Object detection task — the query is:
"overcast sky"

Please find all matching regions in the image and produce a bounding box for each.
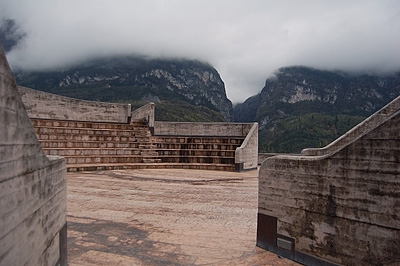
[1,0,400,103]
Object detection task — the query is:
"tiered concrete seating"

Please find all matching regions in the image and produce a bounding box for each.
[30,118,244,171]
[153,136,243,170]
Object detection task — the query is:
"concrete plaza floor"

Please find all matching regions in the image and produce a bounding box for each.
[67,168,300,266]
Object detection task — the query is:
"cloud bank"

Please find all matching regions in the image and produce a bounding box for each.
[1,0,400,103]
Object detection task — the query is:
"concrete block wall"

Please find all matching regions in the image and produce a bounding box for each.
[0,48,67,265]
[257,98,400,265]
[18,86,131,123]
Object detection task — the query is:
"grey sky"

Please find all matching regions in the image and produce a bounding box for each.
[1,0,400,103]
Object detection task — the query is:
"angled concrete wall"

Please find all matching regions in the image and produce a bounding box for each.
[18,86,131,123]
[257,96,400,265]
[235,123,258,171]
[0,48,67,265]
[131,102,155,127]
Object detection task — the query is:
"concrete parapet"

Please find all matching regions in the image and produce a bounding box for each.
[235,123,258,171]
[257,96,400,265]
[18,86,131,123]
[0,48,67,265]
[131,102,155,128]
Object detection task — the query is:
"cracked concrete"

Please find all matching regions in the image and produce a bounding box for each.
[67,169,299,266]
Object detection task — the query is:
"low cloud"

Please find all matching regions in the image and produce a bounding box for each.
[1,0,399,103]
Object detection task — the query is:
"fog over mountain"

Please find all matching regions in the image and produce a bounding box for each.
[1,0,400,103]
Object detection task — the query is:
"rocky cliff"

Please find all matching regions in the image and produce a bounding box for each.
[234,66,400,152]
[15,56,233,121]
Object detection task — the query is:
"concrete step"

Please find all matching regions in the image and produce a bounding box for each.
[142,158,162,163]
[37,134,151,142]
[158,156,235,164]
[38,140,143,149]
[139,144,157,149]
[34,127,150,136]
[66,163,236,172]
[42,147,235,158]
[155,143,241,150]
[61,155,235,165]
[30,118,147,130]
[65,156,145,164]
[43,148,143,156]
[157,150,235,157]
[154,136,245,145]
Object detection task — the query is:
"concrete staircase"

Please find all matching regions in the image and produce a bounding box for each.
[30,118,244,171]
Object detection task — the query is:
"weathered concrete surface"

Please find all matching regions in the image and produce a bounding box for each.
[235,123,258,171]
[131,102,155,127]
[0,48,67,265]
[154,121,254,137]
[67,169,299,266]
[18,86,131,123]
[155,122,258,171]
[258,96,400,265]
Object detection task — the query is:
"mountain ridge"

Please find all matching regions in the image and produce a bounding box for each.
[15,56,233,122]
[234,66,400,152]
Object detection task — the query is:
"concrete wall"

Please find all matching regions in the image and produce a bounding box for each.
[258,153,298,166]
[0,48,67,265]
[154,121,254,136]
[131,102,155,128]
[235,123,258,171]
[257,97,400,265]
[18,86,131,123]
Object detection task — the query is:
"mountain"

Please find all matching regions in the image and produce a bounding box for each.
[14,56,233,122]
[233,66,400,153]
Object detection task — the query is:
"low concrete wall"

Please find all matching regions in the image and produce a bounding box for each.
[257,100,400,265]
[131,102,155,128]
[258,153,299,165]
[154,121,254,136]
[18,86,131,123]
[235,123,258,171]
[0,48,67,265]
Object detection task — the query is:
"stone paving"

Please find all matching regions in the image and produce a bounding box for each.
[67,169,300,266]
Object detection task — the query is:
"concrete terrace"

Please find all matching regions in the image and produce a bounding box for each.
[67,168,299,266]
